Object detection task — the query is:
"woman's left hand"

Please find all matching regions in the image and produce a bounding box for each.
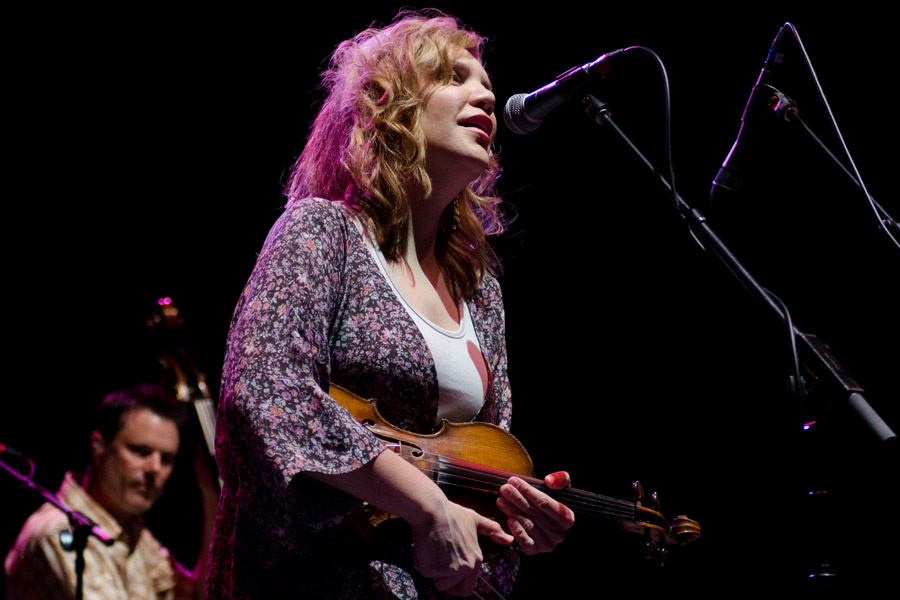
[496,471,575,555]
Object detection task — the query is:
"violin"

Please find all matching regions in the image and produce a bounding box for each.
[330,383,700,561]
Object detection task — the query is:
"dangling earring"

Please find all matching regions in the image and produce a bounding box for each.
[450,198,460,231]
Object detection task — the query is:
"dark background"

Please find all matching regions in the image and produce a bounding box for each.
[3,4,897,597]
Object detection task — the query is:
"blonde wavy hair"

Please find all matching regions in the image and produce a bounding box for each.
[286,10,505,299]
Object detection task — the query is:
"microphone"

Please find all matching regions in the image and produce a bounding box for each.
[710,24,787,201]
[503,48,628,134]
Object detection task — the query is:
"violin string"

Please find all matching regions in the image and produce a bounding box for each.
[422,454,634,515]
[385,446,666,529]
[434,469,631,515]
[397,450,637,521]
[434,479,635,521]
[431,454,633,511]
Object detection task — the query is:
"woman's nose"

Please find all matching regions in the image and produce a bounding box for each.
[471,85,495,115]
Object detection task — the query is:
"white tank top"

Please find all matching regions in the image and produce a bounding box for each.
[358,222,488,425]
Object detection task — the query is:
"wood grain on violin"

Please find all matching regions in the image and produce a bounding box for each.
[329,383,700,555]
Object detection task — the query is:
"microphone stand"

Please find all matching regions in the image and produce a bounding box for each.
[760,83,900,245]
[1,452,115,600]
[583,93,896,590]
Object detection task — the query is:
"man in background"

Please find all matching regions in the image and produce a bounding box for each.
[5,384,218,599]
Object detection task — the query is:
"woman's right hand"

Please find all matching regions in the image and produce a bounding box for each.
[307,450,514,596]
[410,499,514,596]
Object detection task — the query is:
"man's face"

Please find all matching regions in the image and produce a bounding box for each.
[90,408,180,520]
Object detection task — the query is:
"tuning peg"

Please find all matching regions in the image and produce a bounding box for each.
[632,481,645,506]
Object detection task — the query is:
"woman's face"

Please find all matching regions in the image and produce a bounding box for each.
[420,46,496,192]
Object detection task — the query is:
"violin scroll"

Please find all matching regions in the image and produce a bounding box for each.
[670,515,702,544]
[630,480,700,565]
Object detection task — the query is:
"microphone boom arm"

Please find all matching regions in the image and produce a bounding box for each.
[584,93,895,450]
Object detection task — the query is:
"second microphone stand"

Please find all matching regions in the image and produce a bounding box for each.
[583,92,896,592]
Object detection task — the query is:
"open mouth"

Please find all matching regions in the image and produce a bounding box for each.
[459,115,494,141]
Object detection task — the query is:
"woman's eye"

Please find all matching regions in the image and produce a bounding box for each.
[451,70,462,84]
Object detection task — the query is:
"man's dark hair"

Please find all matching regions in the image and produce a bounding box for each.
[92,383,189,441]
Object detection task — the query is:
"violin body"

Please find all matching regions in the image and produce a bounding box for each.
[329,383,534,528]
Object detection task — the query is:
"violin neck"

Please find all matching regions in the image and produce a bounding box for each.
[391,444,639,526]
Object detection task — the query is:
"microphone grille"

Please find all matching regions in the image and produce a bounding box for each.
[503,93,540,134]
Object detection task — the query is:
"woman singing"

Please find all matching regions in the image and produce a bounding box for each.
[207,10,574,599]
